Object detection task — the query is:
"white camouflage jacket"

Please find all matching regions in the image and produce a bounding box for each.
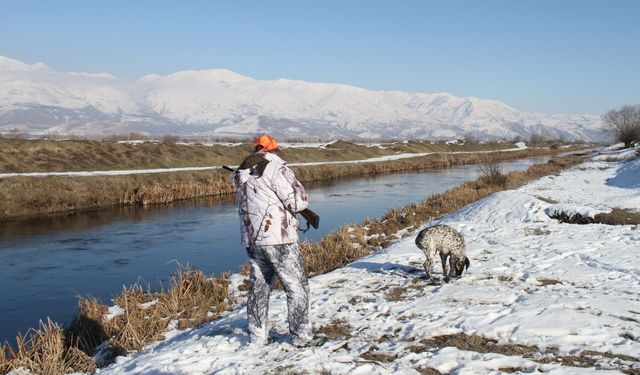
[233,152,309,247]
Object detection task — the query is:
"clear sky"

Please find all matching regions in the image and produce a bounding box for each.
[1,0,639,115]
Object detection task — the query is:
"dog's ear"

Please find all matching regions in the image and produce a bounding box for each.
[464,257,470,272]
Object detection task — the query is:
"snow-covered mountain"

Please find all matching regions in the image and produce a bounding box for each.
[0,55,607,141]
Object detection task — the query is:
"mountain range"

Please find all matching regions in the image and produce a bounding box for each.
[0,55,607,141]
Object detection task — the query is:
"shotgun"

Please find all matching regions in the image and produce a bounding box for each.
[223,165,319,231]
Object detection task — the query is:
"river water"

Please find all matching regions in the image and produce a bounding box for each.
[0,157,548,343]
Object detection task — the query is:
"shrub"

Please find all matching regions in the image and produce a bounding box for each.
[476,161,507,187]
[602,105,640,148]
[160,135,180,145]
[529,132,548,144]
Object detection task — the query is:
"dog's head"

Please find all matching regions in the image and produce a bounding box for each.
[452,256,471,277]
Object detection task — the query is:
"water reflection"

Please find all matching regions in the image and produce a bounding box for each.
[1,195,237,241]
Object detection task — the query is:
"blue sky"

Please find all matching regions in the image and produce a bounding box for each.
[1,0,639,115]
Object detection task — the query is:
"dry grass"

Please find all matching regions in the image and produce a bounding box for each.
[0,319,96,375]
[415,367,443,375]
[594,208,640,225]
[549,207,640,225]
[300,226,369,276]
[537,278,562,286]
[155,266,230,330]
[1,266,230,373]
[107,285,168,354]
[65,297,109,356]
[0,138,518,173]
[0,146,571,221]
[406,333,639,373]
[0,170,233,219]
[0,137,253,173]
[408,333,537,356]
[100,266,230,354]
[360,346,398,362]
[315,318,353,340]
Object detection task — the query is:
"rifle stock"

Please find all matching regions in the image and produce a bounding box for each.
[299,208,320,230]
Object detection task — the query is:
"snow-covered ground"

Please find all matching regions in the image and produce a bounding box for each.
[96,147,639,374]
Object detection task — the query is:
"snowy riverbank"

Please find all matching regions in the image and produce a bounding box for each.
[97,146,639,374]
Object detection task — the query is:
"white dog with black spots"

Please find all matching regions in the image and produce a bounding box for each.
[415,224,470,283]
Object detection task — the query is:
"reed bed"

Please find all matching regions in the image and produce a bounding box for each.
[0,319,96,375]
[0,155,583,374]
[1,266,230,374]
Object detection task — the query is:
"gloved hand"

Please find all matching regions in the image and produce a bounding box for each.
[239,153,270,176]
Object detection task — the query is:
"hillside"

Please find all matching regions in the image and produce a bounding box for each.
[0,55,607,142]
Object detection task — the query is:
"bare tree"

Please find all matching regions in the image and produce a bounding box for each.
[160,134,180,145]
[529,132,548,144]
[477,161,507,187]
[602,105,640,148]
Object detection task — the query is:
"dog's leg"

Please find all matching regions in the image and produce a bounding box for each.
[423,258,433,281]
[446,256,455,283]
[440,252,451,283]
[423,247,436,283]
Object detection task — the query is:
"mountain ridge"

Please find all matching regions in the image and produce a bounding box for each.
[0,55,606,141]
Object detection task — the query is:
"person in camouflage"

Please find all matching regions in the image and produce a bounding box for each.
[232,135,313,346]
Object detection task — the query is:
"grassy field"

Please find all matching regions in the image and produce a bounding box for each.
[0,137,518,173]
[0,142,575,220]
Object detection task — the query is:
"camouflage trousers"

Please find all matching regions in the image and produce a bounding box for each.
[246,243,312,345]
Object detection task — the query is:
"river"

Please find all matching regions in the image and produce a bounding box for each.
[0,157,548,343]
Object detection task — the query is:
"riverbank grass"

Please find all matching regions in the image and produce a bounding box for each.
[0,146,571,220]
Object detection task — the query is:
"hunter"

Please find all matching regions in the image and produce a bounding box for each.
[232,135,313,346]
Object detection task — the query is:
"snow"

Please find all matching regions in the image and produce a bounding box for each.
[105,305,124,321]
[520,156,640,214]
[95,148,640,374]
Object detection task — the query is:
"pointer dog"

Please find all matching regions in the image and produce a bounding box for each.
[415,224,470,283]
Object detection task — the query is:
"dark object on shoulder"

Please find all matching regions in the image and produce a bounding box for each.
[239,153,270,176]
[299,208,320,231]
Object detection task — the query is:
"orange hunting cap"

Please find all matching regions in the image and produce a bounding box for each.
[254,134,280,151]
